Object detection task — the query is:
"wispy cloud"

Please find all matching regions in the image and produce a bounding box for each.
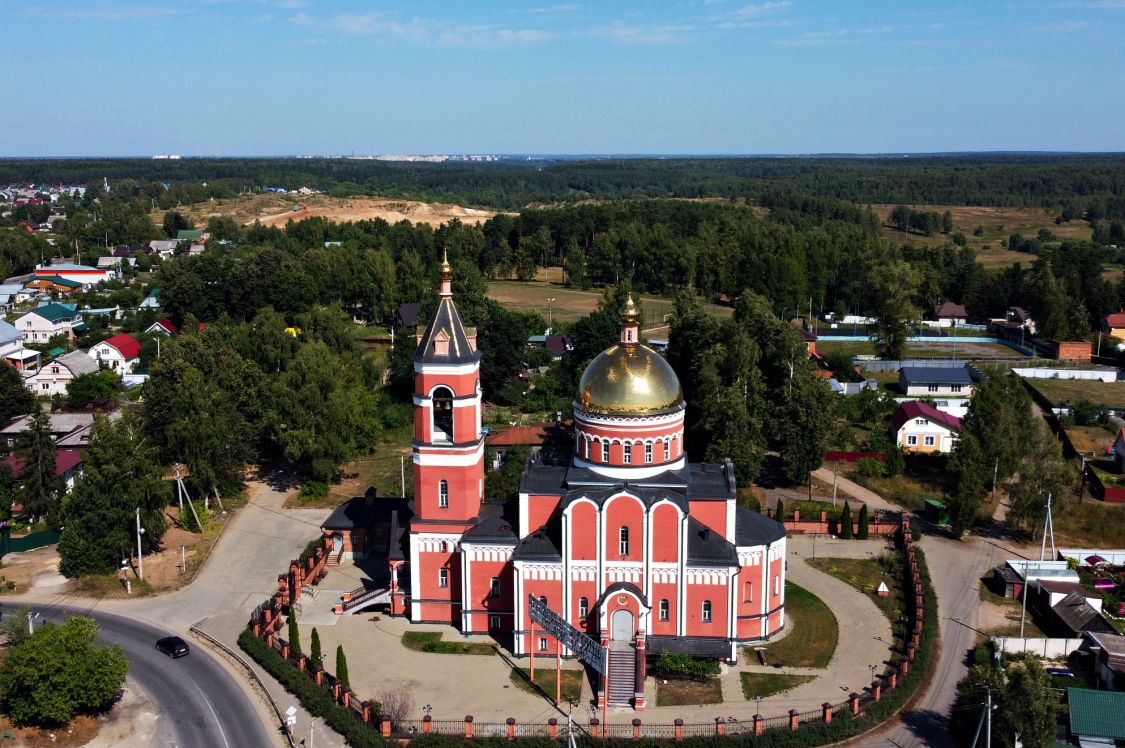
[296,11,553,47]
[775,28,854,46]
[713,1,791,30]
[587,22,696,45]
[522,4,581,13]
[24,3,189,21]
[730,1,791,17]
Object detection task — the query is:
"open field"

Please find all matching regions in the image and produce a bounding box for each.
[1065,424,1116,456]
[485,279,732,327]
[738,672,814,700]
[1029,378,1125,408]
[151,192,504,229]
[870,204,1095,268]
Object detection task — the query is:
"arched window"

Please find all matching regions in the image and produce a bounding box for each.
[438,568,448,588]
[623,442,632,464]
[438,479,449,508]
[663,438,670,460]
[702,600,712,623]
[579,597,589,619]
[602,441,610,463]
[585,437,591,459]
[659,599,669,621]
[439,541,448,553]
[672,435,679,458]
[432,387,454,443]
[645,442,653,464]
[619,526,630,556]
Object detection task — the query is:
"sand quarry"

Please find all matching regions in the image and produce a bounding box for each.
[158,193,503,230]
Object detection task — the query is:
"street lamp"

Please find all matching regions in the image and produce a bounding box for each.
[135,508,145,580]
[547,298,556,332]
[755,695,762,715]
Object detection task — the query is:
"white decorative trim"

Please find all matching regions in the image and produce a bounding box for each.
[463,545,513,562]
[414,360,479,375]
[574,407,685,427]
[768,542,784,562]
[569,564,598,581]
[571,456,686,479]
[416,533,462,553]
[412,443,484,466]
[685,568,731,585]
[737,548,763,566]
[517,562,563,581]
[651,567,679,585]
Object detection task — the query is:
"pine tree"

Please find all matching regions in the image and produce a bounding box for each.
[15,401,60,523]
[335,645,349,687]
[310,627,322,667]
[857,504,869,539]
[287,610,300,657]
[840,501,853,539]
[775,498,785,522]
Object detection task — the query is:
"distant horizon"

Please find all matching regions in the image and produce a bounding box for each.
[3,150,1125,161]
[4,1,1124,155]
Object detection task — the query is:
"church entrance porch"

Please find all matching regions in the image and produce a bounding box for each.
[610,609,634,643]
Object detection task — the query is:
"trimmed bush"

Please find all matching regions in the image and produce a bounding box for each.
[857,504,869,539]
[840,501,853,539]
[336,645,350,688]
[650,651,720,682]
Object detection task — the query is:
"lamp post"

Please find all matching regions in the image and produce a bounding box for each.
[135,508,145,580]
[755,695,762,715]
[547,298,555,332]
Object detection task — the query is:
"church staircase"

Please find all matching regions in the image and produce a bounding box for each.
[607,647,636,707]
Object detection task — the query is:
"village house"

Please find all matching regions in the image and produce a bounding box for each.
[1085,631,1125,691]
[898,366,974,397]
[23,275,83,295]
[4,449,83,492]
[22,350,99,397]
[1107,312,1125,342]
[139,288,161,309]
[932,300,968,328]
[890,400,962,454]
[145,318,178,336]
[0,283,26,310]
[89,333,141,374]
[32,263,110,288]
[1,411,98,448]
[149,239,179,259]
[13,303,84,342]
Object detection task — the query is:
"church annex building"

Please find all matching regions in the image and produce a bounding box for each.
[324,258,787,710]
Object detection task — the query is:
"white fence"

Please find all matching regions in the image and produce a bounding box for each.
[992,636,1084,659]
[1012,368,1118,382]
[1058,548,1125,566]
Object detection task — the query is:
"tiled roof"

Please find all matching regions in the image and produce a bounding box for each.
[413,296,480,365]
[890,400,963,434]
[934,301,968,318]
[4,449,83,478]
[1107,312,1125,328]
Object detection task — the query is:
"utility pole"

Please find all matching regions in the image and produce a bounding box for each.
[547,297,555,331]
[400,455,406,498]
[985,688,993,748]
[832,462,839,507]
[26,611,39,636]
[991,457,999,504]
[136,508,145,580]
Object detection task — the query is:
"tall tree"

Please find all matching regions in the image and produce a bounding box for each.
[868,260,920,360]
[0,363,34,424]
[14,402,59,523]
[335,645,350,687]
[57,413,168,577]
[287,610,301,656]
[1005,421,1077,536]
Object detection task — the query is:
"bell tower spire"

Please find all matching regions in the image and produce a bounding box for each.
[439,249,453,298]
[619,293,639,346]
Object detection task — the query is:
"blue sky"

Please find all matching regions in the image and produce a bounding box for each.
[3,0,1124,155]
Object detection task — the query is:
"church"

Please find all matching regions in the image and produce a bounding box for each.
[391,255,786,708]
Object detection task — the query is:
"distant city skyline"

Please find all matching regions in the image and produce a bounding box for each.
[3,0,1124,156]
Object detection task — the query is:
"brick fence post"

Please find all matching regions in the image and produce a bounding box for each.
[342,689,350,708]
[674,718,684,740]
[464,716,474,739]
[506,717,516,741]
[872,680,882,702]
[314,668,323,685]
[822,702,833,724]
[900,657,910,675]
[789,709,800,731]
[850,692,861,716]
[362,703,371,725]
[632,718,642,740]
[423,715,432,734]
[379,716,391,739]
[715,717,726,736]
[281,643,290,660]
[548,719,557,739]
[753,714,764,736]
[297,655,307,671]
[889,666,898,689]
[590,719,599,737]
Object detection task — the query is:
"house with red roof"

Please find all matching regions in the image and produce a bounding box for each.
[1107,312,1125,343]
[4,449,84,491]
[145,318,178,336]
[890,400,963,454]
[88,333,141,374]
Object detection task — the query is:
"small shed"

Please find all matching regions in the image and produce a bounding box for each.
[924,499,950,525]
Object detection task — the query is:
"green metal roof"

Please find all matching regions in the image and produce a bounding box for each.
[34,275,82,289]
[1067,687,1125,740]
[176,229,201,241]
[29,303,77,322]
[47,347,66,357]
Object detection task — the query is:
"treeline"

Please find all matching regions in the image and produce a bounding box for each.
[3,154,1125,215]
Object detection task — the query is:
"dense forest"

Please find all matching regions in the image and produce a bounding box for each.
[2,154,1124,217]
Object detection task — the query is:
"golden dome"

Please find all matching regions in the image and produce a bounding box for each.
[576,343,684,417]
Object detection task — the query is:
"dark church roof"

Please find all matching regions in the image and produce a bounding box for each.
[686,517,738,566]
[461,503,518,545]
[322,491,410,530]
[735,505,787,546]
[512,524,562,562]
[413,296,480,365]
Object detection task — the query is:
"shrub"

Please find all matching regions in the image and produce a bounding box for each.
[855,458,885,479]
[298,537,324,565]
[840,501,853,539]
[336,645,350,687]
[857,504,869,539]
[288,611,301,657]
[299,481,329,501]
[775,498,786,521]
[650,651,720,682]
[310,627,322,668]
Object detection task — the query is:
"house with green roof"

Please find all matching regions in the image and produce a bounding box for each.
[1066,688,1125,746]
[13,303,84,343]
[176,229,202,241]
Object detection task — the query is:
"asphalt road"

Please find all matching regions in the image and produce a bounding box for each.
[23,605,275,748]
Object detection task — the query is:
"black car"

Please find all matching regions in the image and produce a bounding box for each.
[155,636,190,658]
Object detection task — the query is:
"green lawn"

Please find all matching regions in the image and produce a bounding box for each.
[401,631,496,656]
[739,672,814,700]
[1029,378,1125,409]
[808,555,905,639]
[756,582,838,668]
[509,667,584,704]
[656,678,724,706]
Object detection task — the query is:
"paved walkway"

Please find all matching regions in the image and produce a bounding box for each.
[811,468,901,512]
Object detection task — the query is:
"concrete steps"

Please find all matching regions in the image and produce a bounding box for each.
[607,648,635,706]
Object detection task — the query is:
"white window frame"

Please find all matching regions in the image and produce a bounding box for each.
[490,615,500,630]
[907,435,917,446]
[490,577,500,598]
[438,568,448,588]
[619,526,629,557]
[773,576,780,595]
[579,597,589,619]
[438,479,448,508]
[659,599,669,621]
[602,441,610,462]
[924,435,935,446]
[538,637,548,652]
[645,443,653,464]
[623,442,631,464]
[702,600,712,623]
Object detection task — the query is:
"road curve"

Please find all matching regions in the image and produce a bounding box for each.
[24,605,274,748]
